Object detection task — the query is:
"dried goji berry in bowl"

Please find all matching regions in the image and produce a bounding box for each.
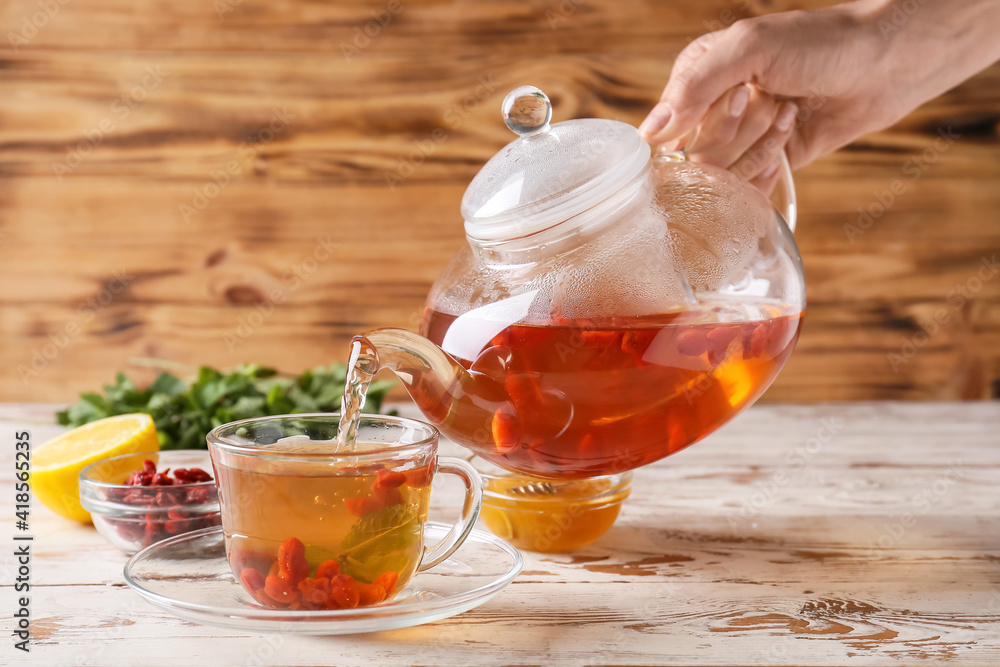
[79,450,221,555]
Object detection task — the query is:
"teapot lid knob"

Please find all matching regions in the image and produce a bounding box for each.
[502,86,552,137]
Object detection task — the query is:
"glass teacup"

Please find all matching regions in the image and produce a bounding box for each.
[207,414,482,610]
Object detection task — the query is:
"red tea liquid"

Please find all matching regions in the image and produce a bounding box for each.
[418,301,802,478]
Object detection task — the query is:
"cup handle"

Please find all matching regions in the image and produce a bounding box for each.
[417,457,483,572]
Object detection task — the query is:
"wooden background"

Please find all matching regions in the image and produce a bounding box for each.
[1,0,998,403]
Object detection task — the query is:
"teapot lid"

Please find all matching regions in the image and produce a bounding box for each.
[462,86,650,242]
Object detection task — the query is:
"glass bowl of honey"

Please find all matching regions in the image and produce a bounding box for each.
[469,456,632,553]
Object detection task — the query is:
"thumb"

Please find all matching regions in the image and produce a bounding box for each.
[641,23,768,145]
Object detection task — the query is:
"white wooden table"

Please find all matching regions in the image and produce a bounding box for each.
[3,401,999,666]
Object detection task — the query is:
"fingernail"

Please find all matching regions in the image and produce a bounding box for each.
[729,85,750,117]
[762,161,779,179]
[775,102,797,132]
[638,103,673,137]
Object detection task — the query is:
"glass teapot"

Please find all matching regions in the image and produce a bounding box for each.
[358,86,805,479]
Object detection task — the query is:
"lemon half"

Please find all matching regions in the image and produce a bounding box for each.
[31,414,159,523]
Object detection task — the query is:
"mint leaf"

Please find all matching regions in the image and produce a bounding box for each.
[265,384,294,414]
[229,395,267,420]
[148,372,186,396]
[287,385,319,412]
[340,504,420,583]
[62,396,109,424]
[303,543,339,566]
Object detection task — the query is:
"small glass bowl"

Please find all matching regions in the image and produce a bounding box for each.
[470,456,632,553]
[79,450,221,555]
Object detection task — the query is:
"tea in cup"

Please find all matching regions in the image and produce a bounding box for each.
[207,414,482,610]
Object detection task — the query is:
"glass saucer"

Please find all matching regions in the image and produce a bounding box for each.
[124,524,522,634]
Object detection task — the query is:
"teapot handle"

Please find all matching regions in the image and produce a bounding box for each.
[771,151,797,233]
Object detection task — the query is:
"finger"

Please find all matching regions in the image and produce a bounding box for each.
[688,86,779,169]
[684,83,751,155]
[641,22,770,144]
[784,126,812,171]
[749,160,782,196]
[639,31,725,140]
[730,101,798,181]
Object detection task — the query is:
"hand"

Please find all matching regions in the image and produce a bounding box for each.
[650,82,798,194]
[639,0,1000,172]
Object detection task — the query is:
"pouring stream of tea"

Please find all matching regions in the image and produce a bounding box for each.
[336,337,379,449]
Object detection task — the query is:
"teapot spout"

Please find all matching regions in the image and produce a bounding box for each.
[361,328,508,456]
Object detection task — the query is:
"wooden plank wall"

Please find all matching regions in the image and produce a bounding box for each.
[1,0,998,403]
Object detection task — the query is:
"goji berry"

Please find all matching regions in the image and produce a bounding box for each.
[492,412,519,454]
[155,488,180,507]
[328,574,360,609]
[676,329,710,356]
[358,582,387,606]
[374,571,399,596]
[230,548,274,576]
[403,464,434,488]
[298,576,331,605]
[277,537,309,584]
[749,323,769,358]
[264,575,299,605]
[143,513,158,544]
[372,483,403,507]
[122,488,146,504]
[315,560,340,580]
[240,568,266,595]
[706,327,738,366]
[345,496,381,517]
[125,462,213,488]
[375,469,407,488]
[151,472,174,486]
[706,325,738,359]
[126,470,149,486]
[173,468,213,483]
[253,588,288,608]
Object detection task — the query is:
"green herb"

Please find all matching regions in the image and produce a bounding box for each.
[340,504,420,583]
[56,363,395,450]
[303,543,339,566]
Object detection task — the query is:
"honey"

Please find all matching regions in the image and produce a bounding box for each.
[474,460,632,552]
